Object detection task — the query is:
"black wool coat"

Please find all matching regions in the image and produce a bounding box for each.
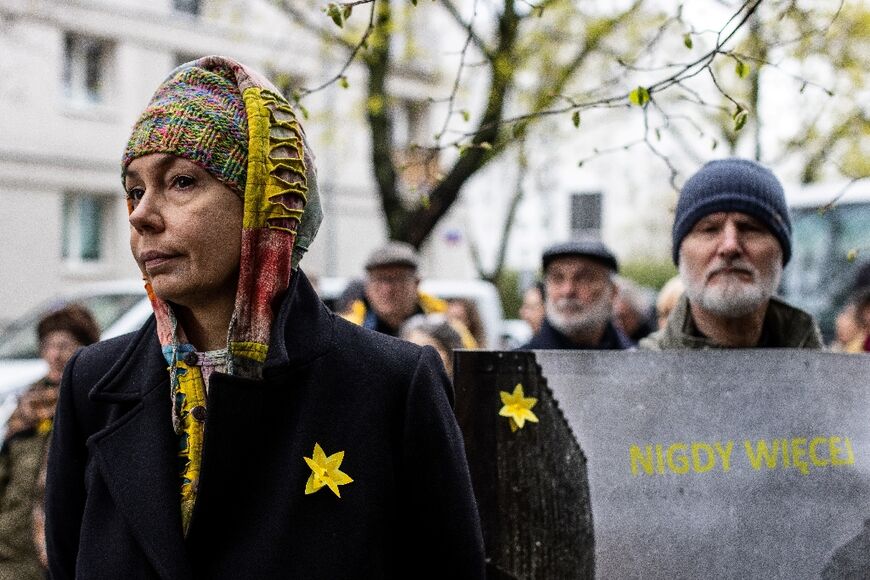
[45,272,485,579]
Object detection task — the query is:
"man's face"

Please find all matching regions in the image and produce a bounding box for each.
[544,256,615,336]
[679,212,783,318]
[365,265,419,325]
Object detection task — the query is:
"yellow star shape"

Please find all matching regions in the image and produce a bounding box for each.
[499,383,539,432]
[304,443,354,498]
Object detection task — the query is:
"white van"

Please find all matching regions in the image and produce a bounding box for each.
[781,180,870,339]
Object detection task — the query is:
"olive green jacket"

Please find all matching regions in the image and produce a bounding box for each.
[640,294,823,350]
[0,431,50,580]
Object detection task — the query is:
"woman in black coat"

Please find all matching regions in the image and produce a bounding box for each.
[45,56,485,579]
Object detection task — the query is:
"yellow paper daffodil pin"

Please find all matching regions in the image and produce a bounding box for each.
[304,443,353,498]
[499,383,539,432]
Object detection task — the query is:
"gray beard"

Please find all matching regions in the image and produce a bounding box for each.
[680,260,781,319]
[546,292,612,339]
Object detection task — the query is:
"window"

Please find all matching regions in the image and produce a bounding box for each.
[570,192,602,239]
[173,0,201,15]
[62,194,109,263]
[63,34,111,105]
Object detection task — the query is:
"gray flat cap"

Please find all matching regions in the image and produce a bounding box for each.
[365,241,420,271]
[542,240,619,272]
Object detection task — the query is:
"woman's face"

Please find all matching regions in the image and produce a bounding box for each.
[126,154,244,312]
[40,330,83,382]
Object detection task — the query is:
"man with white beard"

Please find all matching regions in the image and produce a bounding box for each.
[520,241,633,350]
[641,158,822,350]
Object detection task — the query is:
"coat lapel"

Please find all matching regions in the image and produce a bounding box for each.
[87,318,191,579]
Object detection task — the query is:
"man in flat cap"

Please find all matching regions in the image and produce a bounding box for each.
[521,240,633,350]
[344,241,456,339]
[641,158,822,350]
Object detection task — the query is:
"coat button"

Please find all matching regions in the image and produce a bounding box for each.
[183,351,198,365]
[191,405,207,422]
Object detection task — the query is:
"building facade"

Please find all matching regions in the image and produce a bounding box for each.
[0,0,474,323]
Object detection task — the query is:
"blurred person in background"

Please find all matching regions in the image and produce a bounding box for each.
[857,288,870,353]
[521,241,633,350]
[344,241,477,347]
[400,314,464,378]
[830,300,864,353]
[519,282,545,336]
[641,158,821,350]
[446,297,486,349]
[613,276,656,342]
[333,278,365,317]
[46,56,484,578]
[655,275,685,330]
[0,304,99,579]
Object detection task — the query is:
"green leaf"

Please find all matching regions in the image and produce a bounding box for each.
[325,4,344,28]
[421,194,430,209]
[733,109,748,132]
[342,5,352,20]
[461,110,470,122]
[735,59,750,79]
[571,110,581,128]
[298,104,310,120]
[339,76,349,89]
[629,86,650,107]
[683,34,693,49]
[847,248,859,262]
[511,123,526,139]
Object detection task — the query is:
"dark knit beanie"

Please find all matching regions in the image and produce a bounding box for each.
[672,158,792,265]
[122,63,248,196]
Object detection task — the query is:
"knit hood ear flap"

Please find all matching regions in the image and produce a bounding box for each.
[195,55,322,377]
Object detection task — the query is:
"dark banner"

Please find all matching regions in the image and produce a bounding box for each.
[455,351,870,580]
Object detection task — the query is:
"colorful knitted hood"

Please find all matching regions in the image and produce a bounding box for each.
[124,55,322,377]
[123,56,322,531]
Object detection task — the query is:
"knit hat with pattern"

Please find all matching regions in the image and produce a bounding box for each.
[672,158,792,265]
[122,63,248,196]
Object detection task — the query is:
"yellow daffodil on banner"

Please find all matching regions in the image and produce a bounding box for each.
[499,383,539,432]
[304,443,353,498]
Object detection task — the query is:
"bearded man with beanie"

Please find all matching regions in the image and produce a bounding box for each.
[641,158,822,350]
[45,56,484,579]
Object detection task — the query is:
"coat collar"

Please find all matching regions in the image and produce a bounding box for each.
[263,269,334,372]
[90,269,334,401]
[524,317,633,350]
[84,268,333,578]
[654,293,822,349]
